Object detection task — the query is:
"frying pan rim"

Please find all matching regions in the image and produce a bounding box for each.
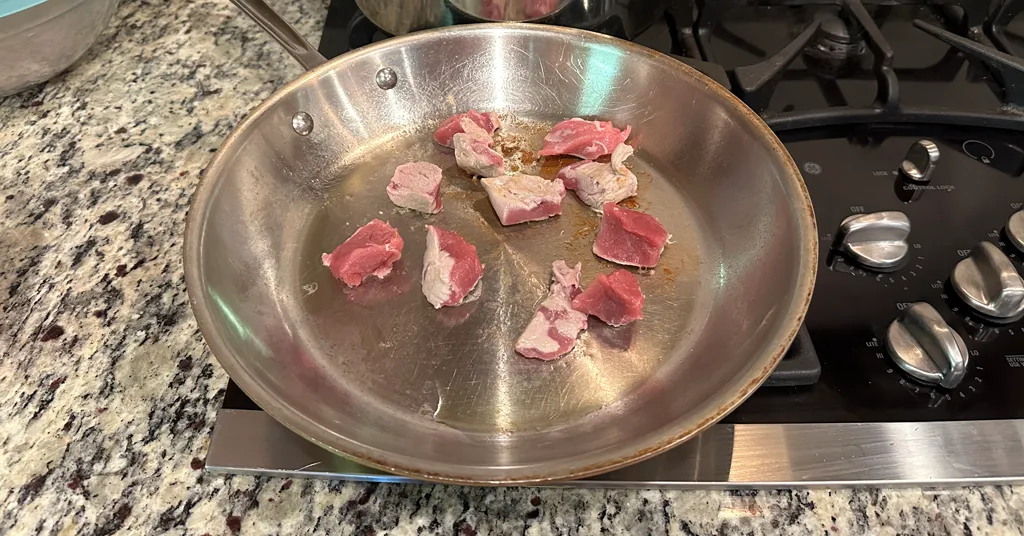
[183,22,818,485]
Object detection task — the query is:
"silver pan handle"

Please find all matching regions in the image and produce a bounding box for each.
[230,0,328,70]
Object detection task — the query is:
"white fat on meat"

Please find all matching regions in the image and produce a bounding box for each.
[421,226,457,308]
[557,143,637,210]
[453,118,505,178]
[610,143,633,174]
[479,174,565,226]
[421,225,484,309]
[515,260,588,360]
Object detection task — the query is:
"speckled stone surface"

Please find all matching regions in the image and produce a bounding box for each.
[2,0,1024,534]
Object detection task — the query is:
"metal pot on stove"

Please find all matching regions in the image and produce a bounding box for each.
[354,0,665,39]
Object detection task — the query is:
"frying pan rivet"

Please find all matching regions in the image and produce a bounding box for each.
[375,68,398,90]
[291,112,314,136]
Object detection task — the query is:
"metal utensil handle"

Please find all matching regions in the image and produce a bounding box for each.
[229,0,328,70]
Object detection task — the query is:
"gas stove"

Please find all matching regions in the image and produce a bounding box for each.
[207,0,1024,486]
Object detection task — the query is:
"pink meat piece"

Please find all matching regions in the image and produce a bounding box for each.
[572,269,645,327]
[386,162,443,214]
[454,133,505,177]
[421,225,485,308]
[453,118,505,177]
[539,118,632,159]
[593,202,670,268]
[557,143,637,210]
[516,260,589,360]
[479,174,565,226]
[557,161,586,190]
[322,219,404,287]
[434,110,501,148]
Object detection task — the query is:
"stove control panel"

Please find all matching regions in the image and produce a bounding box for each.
[900,140,940,182]
[717,133,1024,424]
[886,302,969,388]
[835,211,910,271]
[951,242,1024,322]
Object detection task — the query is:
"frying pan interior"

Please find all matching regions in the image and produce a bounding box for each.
[185,24,816,483]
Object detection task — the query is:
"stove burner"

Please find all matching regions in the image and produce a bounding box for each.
[803,10,867,79]
[913,18,1024,107]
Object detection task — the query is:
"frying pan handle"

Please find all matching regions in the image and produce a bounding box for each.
[230,0,328,70]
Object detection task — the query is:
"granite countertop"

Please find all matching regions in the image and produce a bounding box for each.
[2,0,1024,534]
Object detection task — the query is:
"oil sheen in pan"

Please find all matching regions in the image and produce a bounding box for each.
[282,116,715,435]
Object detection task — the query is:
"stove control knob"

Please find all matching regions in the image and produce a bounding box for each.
[900,140,940,182]
[887,302,968,388]
[836,211,911,270]
[1006,210,1024,252]
[951,241,1024,322]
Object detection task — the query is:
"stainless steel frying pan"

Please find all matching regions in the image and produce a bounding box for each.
[184,0,817,484]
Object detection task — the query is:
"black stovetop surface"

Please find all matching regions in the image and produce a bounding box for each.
[733,127,1024,423]
[221,0,1024,425]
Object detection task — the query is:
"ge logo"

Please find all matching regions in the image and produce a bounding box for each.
[803,162,822,175]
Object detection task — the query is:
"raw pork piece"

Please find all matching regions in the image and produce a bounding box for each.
[322,219,404,287]
[454,132,505,177]
[516,260,589,360]
[593,202,670,268]
[557,143,637,210]
[453,119,505,177]
[538,118,632,159]
[422,225,485,308]
[572,269,645,327]
[480,174,566,226]
[386,162,443,214]
[434,110,501,148]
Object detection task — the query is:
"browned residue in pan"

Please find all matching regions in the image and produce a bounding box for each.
[493,132,523,157]
[538,155,579,179]
[662,265,676,283]
[492,130,543,175]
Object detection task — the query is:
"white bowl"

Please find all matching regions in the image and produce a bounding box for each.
[0,0,118,96]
